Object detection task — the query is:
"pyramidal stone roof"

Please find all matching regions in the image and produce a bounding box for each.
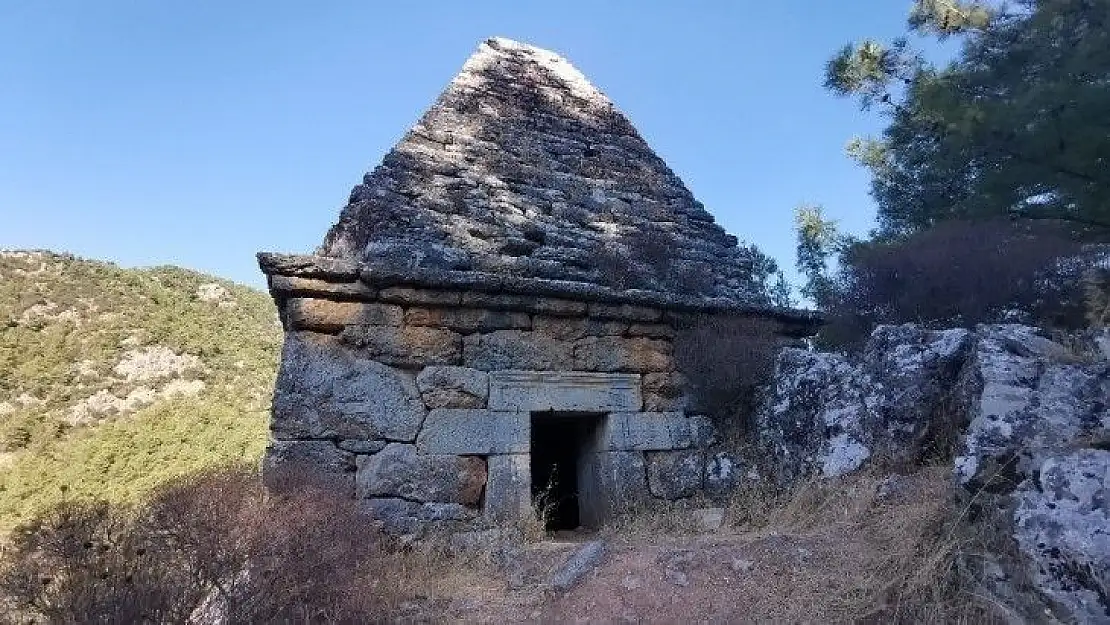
[316,37,764,302]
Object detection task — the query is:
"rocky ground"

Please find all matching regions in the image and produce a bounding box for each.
[372,466,998,624]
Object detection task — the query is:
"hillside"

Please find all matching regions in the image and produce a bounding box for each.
[0,250,281,530]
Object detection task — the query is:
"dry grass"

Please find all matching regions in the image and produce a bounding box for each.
[730,465,1013,623]
[580,465,1016,624]
[0,464,1031,623]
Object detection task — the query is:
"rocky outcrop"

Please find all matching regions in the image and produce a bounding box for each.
[1013,450,1110,624]
[756,324,972,483]
[756,323,1110,621]
[953,324,1109,493]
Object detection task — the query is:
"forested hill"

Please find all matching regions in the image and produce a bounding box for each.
[0,250,281,530]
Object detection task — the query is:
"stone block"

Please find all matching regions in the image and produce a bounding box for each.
[532,315,626,341]
[416,366,489,409]
[532,297,588,316]
[416,409,529,454]
[587,303,661,322]
[705,452,741,498]
[598,412,695,451]
[360,498,478,534]
[488,370,642,412]
[690,414,718,447]
[340,325,461,367]
[258,252,359,281]
[459,292,531,310]
[271,333,427,441]
[337,439,388,454]
[405,307,530,333]
[578,451,649,526]
[269,276,377,300]
[284,299,402,332]
[484,454,532,522]
[574,336,673,373]
[263,440,354,496]
[356,443,487,505]
[378,287,462,306]
[646,450,704,499]
[642,371,689,411]
[626,323,675,338]
[463,330,573,371]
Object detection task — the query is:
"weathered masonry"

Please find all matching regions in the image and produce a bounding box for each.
[259,37,820,533]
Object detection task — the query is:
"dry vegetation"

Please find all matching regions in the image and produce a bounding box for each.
[674,315,781,435]
[817,219,1095,348]
[555,465,1012,624]
[0,468,511,624]
[0,465,1015,624]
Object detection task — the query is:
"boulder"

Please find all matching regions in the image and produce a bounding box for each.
[263,440,354,496]
[646,450,704,499]
[271,333,426,442]
[1012,450,1110,623]
[360,498,478,535]
[755,324,973,483]
[356,443,487,505]
[954,324,1110,492]
[415,366,489,409]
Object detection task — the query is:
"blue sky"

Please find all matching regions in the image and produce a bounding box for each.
[1,1,949,290]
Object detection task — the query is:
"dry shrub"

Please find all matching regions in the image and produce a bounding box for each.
[598,499,706,541]
[674,315,780,435]
[822,219,1085,348]
[724,466,1012,623]
[0,466,457,624]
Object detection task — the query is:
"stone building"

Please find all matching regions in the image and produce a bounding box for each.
[258,37,819,533]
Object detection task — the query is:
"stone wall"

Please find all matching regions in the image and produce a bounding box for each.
[262,269,746,533]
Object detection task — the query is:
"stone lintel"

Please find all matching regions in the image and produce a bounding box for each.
[488,370,642,412]
[416,409,529,454]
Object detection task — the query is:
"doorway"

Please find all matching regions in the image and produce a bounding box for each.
[529,412,603,531]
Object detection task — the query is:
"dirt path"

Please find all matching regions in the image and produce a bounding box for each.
[424,468,998,624]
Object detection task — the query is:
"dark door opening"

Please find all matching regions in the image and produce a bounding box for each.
[530,412,602,531]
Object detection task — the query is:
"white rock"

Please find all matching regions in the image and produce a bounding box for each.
[114,346,203,382]
[196,282,231,302]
